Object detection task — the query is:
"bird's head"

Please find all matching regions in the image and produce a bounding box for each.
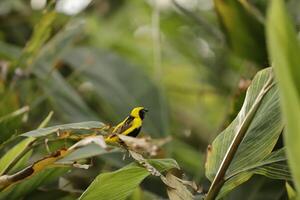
[130,107,148,119]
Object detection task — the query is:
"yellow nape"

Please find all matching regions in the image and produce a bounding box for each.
[130,107,145,117]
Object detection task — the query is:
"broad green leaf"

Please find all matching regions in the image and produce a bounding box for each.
[249,149,292,180]
[206,68,284,198]
[0,167,69,200]
[266,0,300,193]
[213,0,267,65]
[226,149,290,180]
[0,137,35,175]
[21,121,104,138]
[217,149,291,198]
[62,47,169,136]
[79,159,179,200]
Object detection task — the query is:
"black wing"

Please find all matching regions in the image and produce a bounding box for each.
[113,116,134,134]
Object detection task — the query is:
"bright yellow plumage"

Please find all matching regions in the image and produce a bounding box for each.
[105,107,148,143]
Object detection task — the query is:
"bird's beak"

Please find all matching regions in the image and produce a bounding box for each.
[143,108,148,112]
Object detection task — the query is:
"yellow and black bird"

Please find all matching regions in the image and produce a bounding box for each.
[105,107,148,143]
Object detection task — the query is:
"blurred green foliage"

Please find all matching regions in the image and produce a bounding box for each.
[0,0,300,199]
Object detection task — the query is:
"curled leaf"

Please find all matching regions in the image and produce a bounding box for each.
[69,135,107,151]
[165,172,194,200]
[21,121,105,138]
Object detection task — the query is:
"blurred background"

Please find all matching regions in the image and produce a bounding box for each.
[0,0,300,199]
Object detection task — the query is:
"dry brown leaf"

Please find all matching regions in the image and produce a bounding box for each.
[165,172,194,200]
[68,135,107,151]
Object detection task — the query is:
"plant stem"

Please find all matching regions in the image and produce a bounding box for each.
[205,75,274,200]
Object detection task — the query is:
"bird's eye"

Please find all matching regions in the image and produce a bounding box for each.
[139,109,147,119]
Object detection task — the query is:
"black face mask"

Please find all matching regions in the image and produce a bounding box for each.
[139,109,148,119]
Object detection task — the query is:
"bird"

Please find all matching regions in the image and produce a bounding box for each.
[104,107,148,143]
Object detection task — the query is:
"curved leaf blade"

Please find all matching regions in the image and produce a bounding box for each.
[206,68,283,198]
[79,159,179,200]
[0,138,35,175]
[213,0,267,65]
[21,121,105,138]
[217,148,290,198]
[266,0,300,193]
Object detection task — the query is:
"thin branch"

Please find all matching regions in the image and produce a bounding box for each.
[205,74,274,200]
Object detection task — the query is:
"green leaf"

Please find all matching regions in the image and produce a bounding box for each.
[79,159,179,200]
[286,182,296,200]
[217,148,290,197]
[226,149,290,180]
[205,68,284,198]
[266,0,300,193]
[0,137,35,175]
[251,149,291,181]
[213,0,267,65]
[21,121,105,138]
[38,111,54,129]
